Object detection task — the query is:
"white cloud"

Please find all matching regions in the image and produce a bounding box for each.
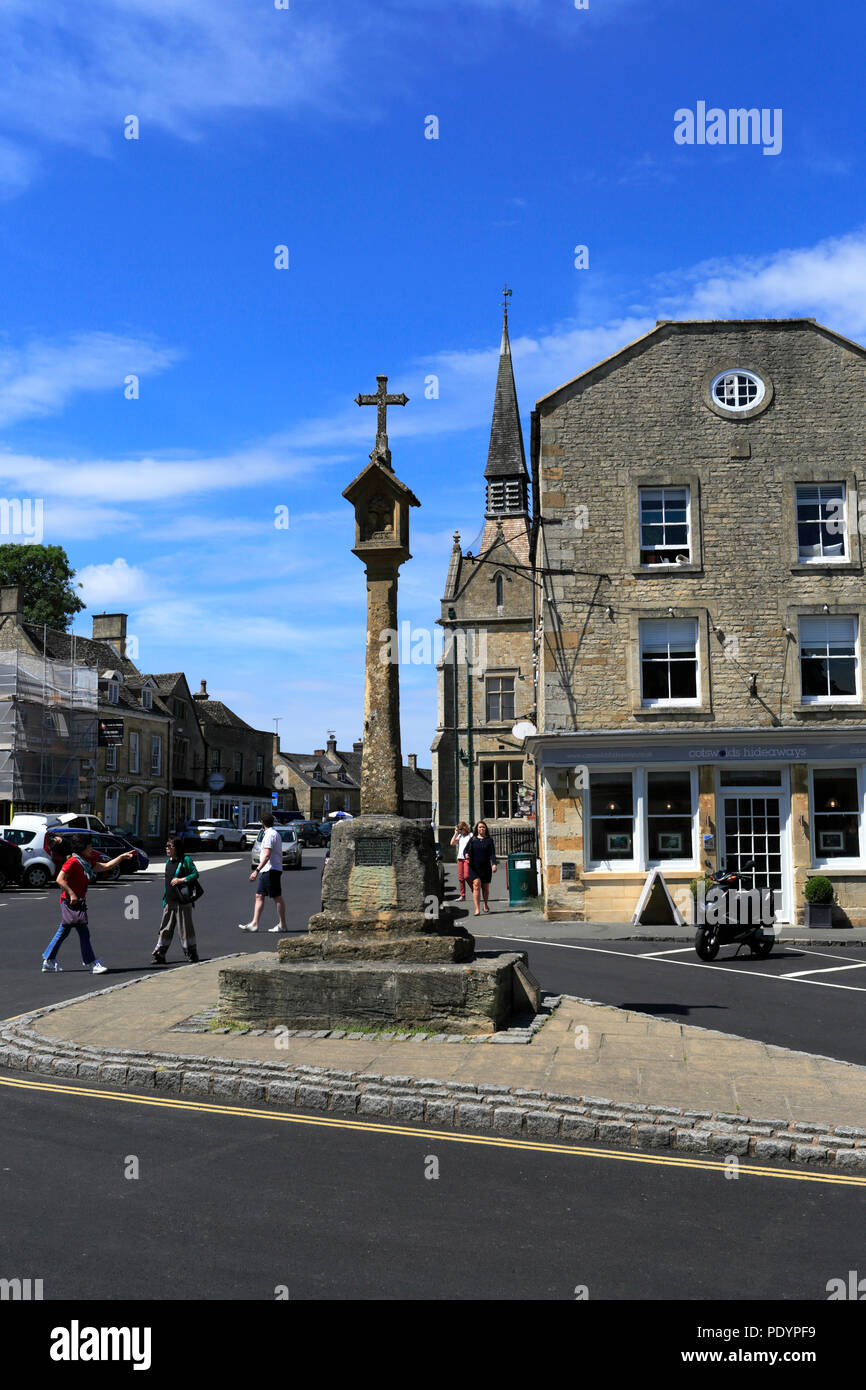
[0,332,180,426]
[658,230,866,340]
[76,557,155,608]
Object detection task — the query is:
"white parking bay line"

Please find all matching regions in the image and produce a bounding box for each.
[783,962,866,979]
[138,857,242,875]
[639,947,696,957]
[488,937,866,993]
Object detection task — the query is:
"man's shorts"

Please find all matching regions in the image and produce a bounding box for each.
[256,870,283,898]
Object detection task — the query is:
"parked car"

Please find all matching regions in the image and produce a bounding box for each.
[295,819,328,847]
[273,810,303,825]
[9,813,64,835]
[194,818,246,851]
[1,826,58,888]
[242,822,263,848]
[108,824,146,849]
[91,831,148,874]
[251,826,302,872]
[0,835,23,890]
[55,812,110,833]
[317,821,333,843]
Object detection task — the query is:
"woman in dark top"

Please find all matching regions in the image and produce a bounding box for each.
[463,821,497,916]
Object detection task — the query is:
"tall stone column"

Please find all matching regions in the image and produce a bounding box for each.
[362,558,403,816]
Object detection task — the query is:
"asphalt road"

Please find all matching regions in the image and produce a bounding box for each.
[479,935,866,1067]
[0,850,325,1021]
[1,1073,862,1302]
[2,853,864,1309]
[3,852,865,1066]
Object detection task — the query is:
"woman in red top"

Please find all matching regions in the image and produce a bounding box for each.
[41,833,136,974]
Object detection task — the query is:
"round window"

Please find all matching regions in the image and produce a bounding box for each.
[710,369,765,413]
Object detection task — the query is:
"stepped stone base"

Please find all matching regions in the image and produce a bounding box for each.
[218,951,537,1034]
[218,813,540,1032]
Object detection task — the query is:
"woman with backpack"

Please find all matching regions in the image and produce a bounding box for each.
[41,833,137,974]
[151,836,201,965]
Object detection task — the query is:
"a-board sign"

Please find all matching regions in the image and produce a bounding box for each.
[632,868,685,927]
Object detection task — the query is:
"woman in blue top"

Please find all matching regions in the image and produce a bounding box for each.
[463,821,497,916]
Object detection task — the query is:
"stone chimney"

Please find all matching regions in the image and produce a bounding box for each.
[353,739,363,753]
[91,613,128,650]
[193,679,209,701]
[313,748,325,757]
[0,586,23,619]
[407,753,418,772]
[326,734,337,755]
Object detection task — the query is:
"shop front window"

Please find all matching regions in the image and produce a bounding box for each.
[812,768,861,860]
[589,773,634,862]
[647,771,693,861]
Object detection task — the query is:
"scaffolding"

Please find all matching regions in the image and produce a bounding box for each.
[0,648,98,812]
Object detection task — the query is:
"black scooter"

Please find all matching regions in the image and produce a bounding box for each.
[694,860,776,961]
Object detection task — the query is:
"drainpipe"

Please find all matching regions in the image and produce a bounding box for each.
[452,626,460,828]
[466,633,474,828]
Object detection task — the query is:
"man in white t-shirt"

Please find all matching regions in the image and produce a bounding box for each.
[238,812,288,933]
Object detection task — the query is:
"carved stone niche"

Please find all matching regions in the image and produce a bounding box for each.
[343,459,420,569]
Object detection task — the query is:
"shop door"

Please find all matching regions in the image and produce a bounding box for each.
[721,794,790,923]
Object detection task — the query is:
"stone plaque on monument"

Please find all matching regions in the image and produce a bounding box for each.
[355,837,393,866]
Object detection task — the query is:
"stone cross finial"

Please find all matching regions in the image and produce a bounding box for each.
[354,375,408,468]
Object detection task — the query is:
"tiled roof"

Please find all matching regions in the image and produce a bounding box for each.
[194,699,253,732]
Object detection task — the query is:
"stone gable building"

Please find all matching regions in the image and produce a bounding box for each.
[530,317,866,926]
[190,679,276,828]
[433,306,536,851]
[276,734,432,821]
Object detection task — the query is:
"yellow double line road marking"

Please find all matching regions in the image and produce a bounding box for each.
[2,1073,864,1187]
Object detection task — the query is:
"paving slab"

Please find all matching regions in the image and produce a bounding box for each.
[7,955,864,1130]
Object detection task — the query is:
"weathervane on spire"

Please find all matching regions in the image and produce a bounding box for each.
[501,284,512,325]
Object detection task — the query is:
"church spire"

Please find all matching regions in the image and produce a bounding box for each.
[484,288,528,486]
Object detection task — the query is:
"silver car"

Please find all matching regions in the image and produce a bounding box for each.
[251,827,302,872]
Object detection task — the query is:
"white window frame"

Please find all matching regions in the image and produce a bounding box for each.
[638,486,691,566]
[151,735,162,777]
[799,616,860,704]
[644,767,700,870]
[639,618,700,708]
[796,483,849,564]
[105,743,117,772]
[485,673,515,723]
[129,731,140,774]
[142,687,153,710]
[584,767,700,873]
[106,680,119,706]
[710,369,765,413]
[810,764,865,870]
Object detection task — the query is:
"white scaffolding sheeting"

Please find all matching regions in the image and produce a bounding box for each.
[0,650,98,807]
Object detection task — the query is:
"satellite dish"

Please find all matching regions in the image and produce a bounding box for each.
[511,720,537,740]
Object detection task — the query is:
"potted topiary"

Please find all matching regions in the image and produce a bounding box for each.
[804,875,835,928]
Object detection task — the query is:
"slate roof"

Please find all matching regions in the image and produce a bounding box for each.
[22,624,138,678]
[194,699,254,732]
[484,315,528,481]
[277,747,431,805]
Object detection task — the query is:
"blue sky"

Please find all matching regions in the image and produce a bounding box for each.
[1,0,866,759]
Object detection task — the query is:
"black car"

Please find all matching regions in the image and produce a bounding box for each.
[0,835,23,890]
[295,820,328,847]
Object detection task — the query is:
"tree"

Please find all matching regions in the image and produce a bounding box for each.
[0,545,85,630]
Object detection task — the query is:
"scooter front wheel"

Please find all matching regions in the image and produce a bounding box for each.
[695,927,720,961]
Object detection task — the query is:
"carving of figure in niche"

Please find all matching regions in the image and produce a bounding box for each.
[363,492,395,540]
